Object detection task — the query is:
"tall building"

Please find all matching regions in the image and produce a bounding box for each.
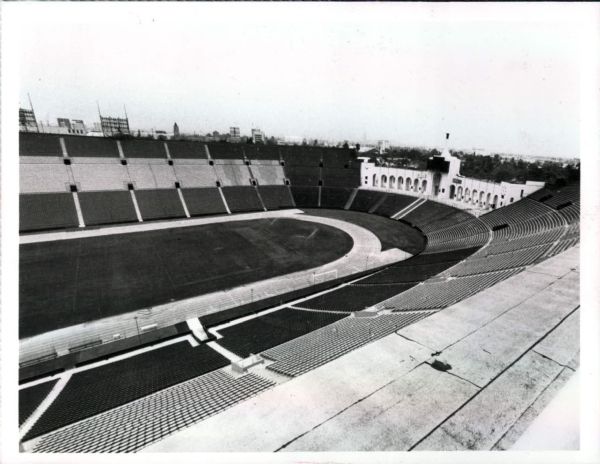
[173,122,180,138]
[251,128,265,144]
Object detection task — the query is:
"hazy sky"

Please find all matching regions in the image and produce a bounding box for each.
[10,3,584,157]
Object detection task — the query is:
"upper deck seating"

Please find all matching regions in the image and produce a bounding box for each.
[172,162,216,188]
[120,139,166,159]
[205,142,244,160]
[70,161,130,191]
[19,133,63,157]
[166,141,207,159]
[321,167,361,188]
[249,164,286,185]
[63,135,119,158]
[214,163,252,186]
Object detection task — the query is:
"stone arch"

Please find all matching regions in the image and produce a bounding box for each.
[492,194,498,207]
[457,186,463,200]
[479,191,485,204]
[414,179,420,192]
[421,179,427,193]
[486,192,491,206]
[405,178,412,191]
[472,190,478,204]
[381,175,388,188]
[464,188,470,202]
[389,176,396,189]
[398,177,404,189]
[373,174,378,187]
[449,184,456,199]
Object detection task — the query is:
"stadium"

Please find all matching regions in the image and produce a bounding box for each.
[17,131,580,453]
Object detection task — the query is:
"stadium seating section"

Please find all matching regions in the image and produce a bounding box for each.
[349,189,386,212]
[78,191,138,226]
[19,133,63,157]
[321,167,361,187]
[32,371,273,453]
[319,187,354,209]
[120,139,166,158]
[134,189,186,220]
[245,144,281,160]
[296,283,416,312]
[250,164,286,185]
[290,186,320,208]
[63,135,119,158]
[173,162,216,188]
[258,185,295,210]
[218,307,346,358]
[23,341,229,441]
[20,161,71,194]
[166,141,207,159]
[373,193,415,217]
[214,163,252,186]
[206,142,244,159]
[285,165,321,186]
[181,187,227,216]
[20,193,79,232]
[19,379,58,426]
[221,186,264,213]
[127,162,178,189]
[70,161,130,191]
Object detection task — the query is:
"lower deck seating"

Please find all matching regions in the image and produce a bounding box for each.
[19,379,58,426]
[319,187,353,209]
[32,371,273,453]
[349,189,386,212]
[264,312,431,377]
[258,185,295,210]
[379,269,522,311]
[23,341,229,441]
[290,186,319,208]
[321,167,360,188]
[296,283,415,312]
[221,186,263,213]
[404,201,474,233]
[20,193,79,232]
[78,191,138,226]
[285,165,321,186]
[181,188,227,216]
[218,307,346,358]
[134,189,186,220]
[373,193,415,217]
[356,261,458,285]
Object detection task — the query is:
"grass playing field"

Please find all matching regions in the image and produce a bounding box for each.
[19,218,353,339]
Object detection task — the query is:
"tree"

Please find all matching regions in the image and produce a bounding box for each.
[343,141,349,149]
[355,143,361,151]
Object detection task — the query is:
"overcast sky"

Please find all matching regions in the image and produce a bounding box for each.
[10,3,584,157]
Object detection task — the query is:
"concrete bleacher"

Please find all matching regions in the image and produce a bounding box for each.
[19,379,58,426]
[290,186,320,208]
[20,193,79,232]
[285,165,321,186]
[372,193,414,217]
[120,139,167,158]
[70,161,130,191]
[205,142,244,159]
[78,191,138,226]
[127,162,178,189]
[134,189,186,220]
[166,141,207,159]
[319,187,354,209]
[31,370,274,453]
[321,167,361,188]
[63,135,119,158]
[172,162,217,188]
[20,161,71,194]
[181,188,228,216]
[19,133,63,157]
[213,162,252,186]
[221,186,264,213]
[244,144,281,160]
[258,185,295,210]
[349,189,386,212]
[23,342,229,442]
[249,164,286,185]
[281,146,322,166]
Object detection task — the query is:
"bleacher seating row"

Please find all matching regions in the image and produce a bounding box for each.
[217,308,346,358]
[23,341,229,441]
[32,371,274,453]
[263,312,433,377]
[19,379,58,426]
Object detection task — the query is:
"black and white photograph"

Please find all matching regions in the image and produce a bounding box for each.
[1,2,599,463]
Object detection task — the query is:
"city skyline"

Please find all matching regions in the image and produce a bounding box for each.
[12,3,583,158]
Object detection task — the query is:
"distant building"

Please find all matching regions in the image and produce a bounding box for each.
[229,126,241,143]
[57,118,87,135]
[251,128,265,144]
[377,140,390,153]
[173,122,180,138]
[19,108,38,132]
[100,115,130,137]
